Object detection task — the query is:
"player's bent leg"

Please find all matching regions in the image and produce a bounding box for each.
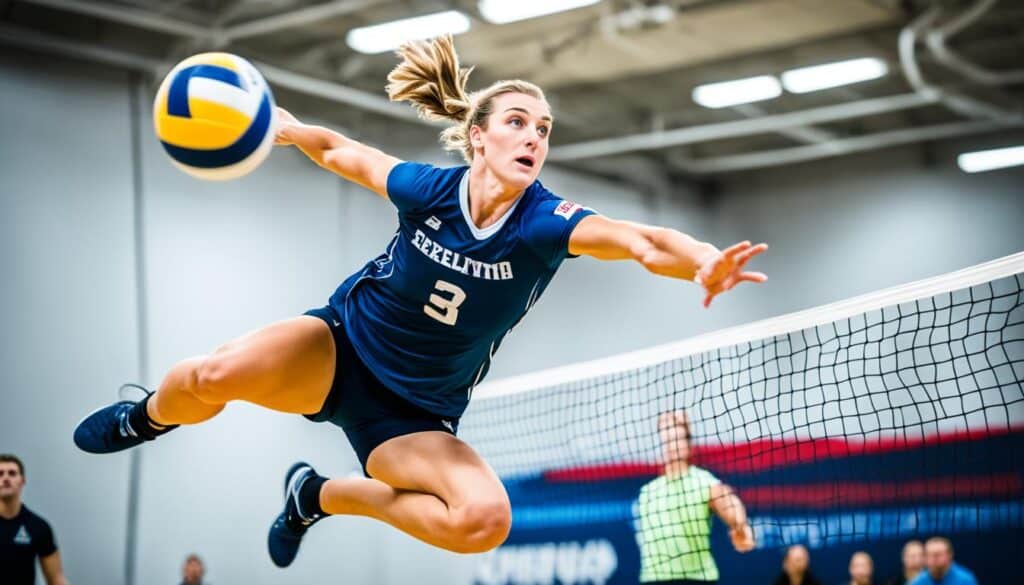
[150,315,336,423]
[325,431,511,554]
[74,316,336,454]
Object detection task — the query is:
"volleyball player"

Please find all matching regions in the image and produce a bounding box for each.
[73,35,767,567]
[636,411,755,584]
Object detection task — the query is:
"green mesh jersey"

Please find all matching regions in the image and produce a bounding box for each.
[636,465,720,582]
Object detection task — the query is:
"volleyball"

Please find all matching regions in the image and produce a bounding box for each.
[153,52,276,181]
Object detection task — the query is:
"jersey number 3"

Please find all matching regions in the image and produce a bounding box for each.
[424,280,466,326]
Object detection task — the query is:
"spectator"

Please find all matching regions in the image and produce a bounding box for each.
[0,454,70,585]
[886,540,924,585]
[909,538,978,585]
[180,553,206,585]
[771,544,822,585]
[844,551,875,585]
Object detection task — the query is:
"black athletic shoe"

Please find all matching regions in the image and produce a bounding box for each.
[267,462,325,568]
[73,385,156,454]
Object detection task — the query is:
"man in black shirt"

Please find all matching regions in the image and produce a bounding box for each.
[0,454,69,585]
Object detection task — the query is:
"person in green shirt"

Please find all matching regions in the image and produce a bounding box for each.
[636,410,755,584]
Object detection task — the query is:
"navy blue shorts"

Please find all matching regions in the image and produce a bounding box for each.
[303,305,459,473]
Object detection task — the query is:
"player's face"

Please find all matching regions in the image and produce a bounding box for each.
[183,559,204,582]
[849,553,873,584]
[658,414,690,463]
[783,545,809,574]
[474,92,552,192]
[0,463,25,498]
[902,542,924,571]
[925,542,952,578]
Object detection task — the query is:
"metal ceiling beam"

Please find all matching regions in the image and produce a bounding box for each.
[549,92,938,161]
[20,0,210,39]
[0,23,428,126]
[925,0,1024,86]
[684,119,1013,174]
[218,0,378,43]
[18,0,381,44]
[0,22,162,71]
[255,62,428,124]
[731,103,837,144]
[898,4,1017,122]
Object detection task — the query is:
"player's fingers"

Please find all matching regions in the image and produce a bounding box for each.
[739,271,768,283]
[274,124,294,146]
[734,243,768,265]
[722,241,751,259]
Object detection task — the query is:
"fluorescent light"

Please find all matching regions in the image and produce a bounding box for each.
[782,57,888,94]
[692,75,782,109]
[957,145,1024,173]
[479,0,601,24]
[346,11,471,55]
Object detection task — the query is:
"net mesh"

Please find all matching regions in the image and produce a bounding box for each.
[463,255,1024,585]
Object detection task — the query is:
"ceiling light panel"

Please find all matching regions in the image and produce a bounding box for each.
[478,0,601,24]
[957,145,1024,173]
[782,57,888,94]
[347,11,471,55]
[692,75,783,109]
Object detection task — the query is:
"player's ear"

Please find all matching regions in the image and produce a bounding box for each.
[470,125,484,150]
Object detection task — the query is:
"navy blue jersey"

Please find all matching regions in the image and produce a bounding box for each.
[329,162,595,418]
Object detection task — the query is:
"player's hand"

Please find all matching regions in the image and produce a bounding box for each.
[274,107,302,146]
[729,523,755,553]
[694,241,768,308]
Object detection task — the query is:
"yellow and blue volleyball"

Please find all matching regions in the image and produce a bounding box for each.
[153,53,276,181]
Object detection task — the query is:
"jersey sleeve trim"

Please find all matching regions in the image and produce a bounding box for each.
[556,206,598,264]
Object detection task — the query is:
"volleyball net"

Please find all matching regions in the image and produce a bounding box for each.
[462,253,1024,585]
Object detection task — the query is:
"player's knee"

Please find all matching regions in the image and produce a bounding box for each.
[450,497,511,553]
[192,353,238,403]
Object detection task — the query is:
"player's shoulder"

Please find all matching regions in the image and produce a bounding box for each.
[516,180,592,239]
[520,179,576,212]
[18,504,42,521]
[17,505,52,530]
[639,474,667,494]
[390,161,465,186]
[688,465,719,483]
[387,161,467,214]
[949,563,978,583]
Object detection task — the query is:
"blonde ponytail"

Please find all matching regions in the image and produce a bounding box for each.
[387,35,548,163]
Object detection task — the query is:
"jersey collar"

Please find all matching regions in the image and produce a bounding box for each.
[458,168,526,241]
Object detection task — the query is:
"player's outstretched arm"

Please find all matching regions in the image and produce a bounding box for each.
[273,106,401,199]
[709,483,755,553]
[568,215,768,307]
